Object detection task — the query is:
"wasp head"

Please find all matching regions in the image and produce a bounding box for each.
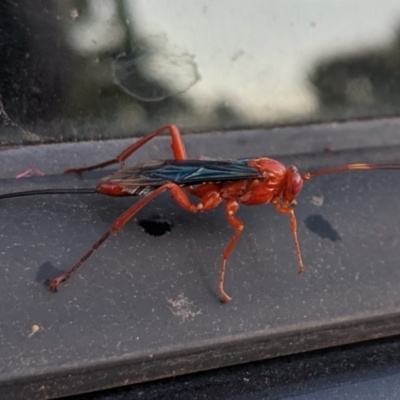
[283,165,303,206]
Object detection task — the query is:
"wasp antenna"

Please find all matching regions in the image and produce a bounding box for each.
[0,188,96,200]
[302,163,400,181]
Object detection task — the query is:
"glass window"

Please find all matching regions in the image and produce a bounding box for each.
[1,0,400,145]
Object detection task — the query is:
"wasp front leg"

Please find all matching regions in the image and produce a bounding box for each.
[218,200,243,303]
[274,205,304,274]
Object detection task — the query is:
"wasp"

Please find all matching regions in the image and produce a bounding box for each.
[2,125,399,303]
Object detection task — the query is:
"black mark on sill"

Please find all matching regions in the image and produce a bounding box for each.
[139,215,173,237]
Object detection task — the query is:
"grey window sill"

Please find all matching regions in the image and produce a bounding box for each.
[2,118,400,399]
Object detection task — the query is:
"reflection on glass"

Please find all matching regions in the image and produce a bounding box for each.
[1,0,400,144]
[112,35,201,102]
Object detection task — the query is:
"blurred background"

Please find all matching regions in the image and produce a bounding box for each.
[1,0,400,145]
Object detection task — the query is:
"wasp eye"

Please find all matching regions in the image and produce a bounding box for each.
[292,168,303,195]
[286,166,303,202]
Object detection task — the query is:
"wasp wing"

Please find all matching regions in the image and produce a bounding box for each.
[102,159,261,195]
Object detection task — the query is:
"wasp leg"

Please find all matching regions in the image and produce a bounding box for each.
[65,124,187,174]
[218,200,243,303]
[47,182,223,294]
[274,205,304,274]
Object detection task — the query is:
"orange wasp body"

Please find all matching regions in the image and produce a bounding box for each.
[2,125,399,302]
